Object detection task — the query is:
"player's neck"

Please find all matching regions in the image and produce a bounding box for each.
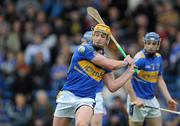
[144,49,156,58]
[92,44,104,55]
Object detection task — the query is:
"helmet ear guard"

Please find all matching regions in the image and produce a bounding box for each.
[157,44,160,51]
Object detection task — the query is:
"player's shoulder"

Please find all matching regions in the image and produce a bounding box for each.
[155,52,162,57]
[77,43,94,54]
[134,50,145,60]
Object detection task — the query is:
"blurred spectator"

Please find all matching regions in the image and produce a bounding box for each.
[156,23,168,40]
[0,22,10,53]
[169,31,180,85]
[35,11,47,34]
[6,20,21,53]
[157,2,179,33]
[0,51,17,93]
[23,21,35,49]
[170,31,180,73]
[49,0,64,19]
[108,6,120,26]
[6,93,32,126]
[105,96,128,126]
[0,95,11,126]
[159,38,171,72]
[21,2,37,21]
[41,23,57,50]
[132,0,156,32]
[25,33,50,65]
[4,2,18,24]
[11,52,34,100]
[30,52,50,90]
[0,71,5,96]
[50,53,68,98]
[16,0,40,16]
[53,34,72,64]
[53,18,69,36]
[69,9,83,35]
[0,51,16,75]
[32,90,53,126]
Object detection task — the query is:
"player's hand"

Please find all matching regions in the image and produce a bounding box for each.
[132,98,145,107]
[124,55,133,65]
[127,63,136,74]
[167,98,177,111]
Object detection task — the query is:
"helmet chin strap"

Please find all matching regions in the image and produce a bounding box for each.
[144,49,156,57]
[92,44,104,55]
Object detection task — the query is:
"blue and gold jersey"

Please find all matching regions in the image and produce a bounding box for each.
[131,49,163,99]
[63,43,111,99]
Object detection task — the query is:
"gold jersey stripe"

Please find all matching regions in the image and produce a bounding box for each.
[78,60,105,81]
[138,70,159,83]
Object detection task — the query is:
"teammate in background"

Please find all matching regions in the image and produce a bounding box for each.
[82,31,107,126]
[125,32,177,126]
[53,23,135,126]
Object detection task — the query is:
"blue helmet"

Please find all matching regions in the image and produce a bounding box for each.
[144,32,161,44]
[82,31,93,43]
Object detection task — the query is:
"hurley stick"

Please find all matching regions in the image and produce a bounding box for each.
[145,105,180,115]
[87,7,139,73]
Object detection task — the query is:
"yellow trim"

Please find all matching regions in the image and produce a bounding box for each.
[134,52,145,62]
[56,91,62,99]
[138,70,159,83]
[155,53,161,57]
[93,24,111,35]
[78,60,105,81]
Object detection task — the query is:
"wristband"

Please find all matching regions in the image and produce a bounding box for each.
[124,60,129,66]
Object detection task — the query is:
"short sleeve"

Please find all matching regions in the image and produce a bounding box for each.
[134,52,145,69]
[77,44,97,61]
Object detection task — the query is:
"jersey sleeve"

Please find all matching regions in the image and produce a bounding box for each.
[134,52,145,69]
[105,69,112,73]
[77,44,97,61]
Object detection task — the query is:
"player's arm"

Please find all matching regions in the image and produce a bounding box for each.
[103,64,134,92]
[124,80,145,106]
[157,75,177,110]
[91,53,132,70]
[158,75,172,101]
[124,80,137,101]
[124,54,145,106]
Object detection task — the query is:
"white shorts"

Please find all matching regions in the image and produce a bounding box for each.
[54,90,95,118]
[94,92,106,114]
[127,96,161,122]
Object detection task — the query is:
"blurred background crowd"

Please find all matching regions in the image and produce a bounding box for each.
[0,0,179,126]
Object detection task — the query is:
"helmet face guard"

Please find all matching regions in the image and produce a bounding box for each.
[144,32,161,55]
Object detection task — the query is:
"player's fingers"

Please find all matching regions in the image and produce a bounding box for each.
[169,100,178,105]
[124,55,133,65]
[168,101,177,111]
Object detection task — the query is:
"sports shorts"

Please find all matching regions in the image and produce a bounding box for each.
[94,92,106,114]
[127,95,161,122]
[54,90,95,118]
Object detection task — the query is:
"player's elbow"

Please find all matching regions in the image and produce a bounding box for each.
[108,86,118,93]
[106,64,117,70]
